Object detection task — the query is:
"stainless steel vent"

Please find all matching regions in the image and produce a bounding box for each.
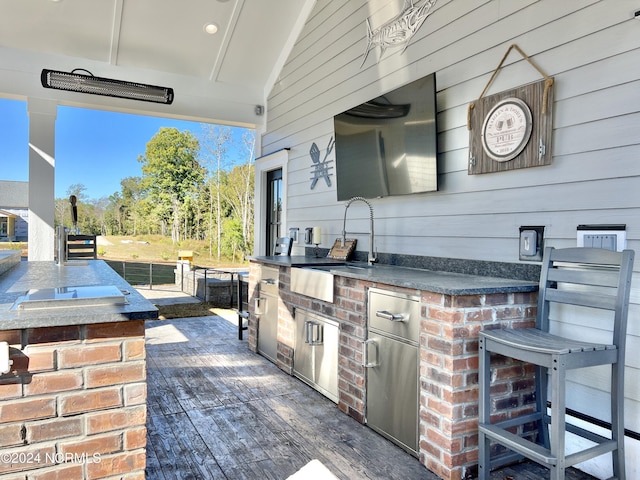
[41,68,174,105]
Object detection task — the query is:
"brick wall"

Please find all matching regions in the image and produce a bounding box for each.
[0,320,146,479]
[420,291,537,480]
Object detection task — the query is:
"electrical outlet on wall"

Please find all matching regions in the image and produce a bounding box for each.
[519,226,544,261]
[577,224,626,252]
[289,227,299,244]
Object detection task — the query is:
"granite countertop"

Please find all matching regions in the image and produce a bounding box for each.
[251,256,538,295]
[0,260,158,330]
[0,250,20,261]
[0,250,21,277]
[324,264,537,295]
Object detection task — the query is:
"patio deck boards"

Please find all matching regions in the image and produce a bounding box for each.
[145,314,596,480]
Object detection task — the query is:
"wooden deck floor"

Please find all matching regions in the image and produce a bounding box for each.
[145,313,597,480]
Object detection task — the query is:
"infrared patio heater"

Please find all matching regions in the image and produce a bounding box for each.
[41,68,174,105]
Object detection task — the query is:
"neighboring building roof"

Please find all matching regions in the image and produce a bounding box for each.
[0,180,28,208]
[0,209,18,218]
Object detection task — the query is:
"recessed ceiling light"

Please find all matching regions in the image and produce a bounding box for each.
[204,23,218,35]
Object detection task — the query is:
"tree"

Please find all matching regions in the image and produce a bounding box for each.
[52,123,256,265]
[92,196,110,235]
[138,128,205,243]
[119,176,145,235]
[200,125,232,259]
[223,163,254,257]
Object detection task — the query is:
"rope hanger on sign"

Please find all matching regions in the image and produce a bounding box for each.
[467,44,554,130]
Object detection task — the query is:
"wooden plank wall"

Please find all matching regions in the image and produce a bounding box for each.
[262,1,640,476]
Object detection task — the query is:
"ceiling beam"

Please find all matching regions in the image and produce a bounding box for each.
[109,0,125,65]
[209,0,246,83]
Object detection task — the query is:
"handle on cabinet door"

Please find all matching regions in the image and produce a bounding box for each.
[305,321,324,345]
[260,278,277,285]
[362,339,379,368]
[376,310,406,322]
[254,297,265,315]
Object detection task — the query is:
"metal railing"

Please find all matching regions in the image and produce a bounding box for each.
[105,259,249,306]
[174,262,248,306]
[104,260,176,289]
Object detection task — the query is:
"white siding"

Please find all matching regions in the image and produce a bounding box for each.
[262,1,640,477]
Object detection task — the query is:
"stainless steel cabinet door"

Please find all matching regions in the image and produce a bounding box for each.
[294,311,313,382]
[314,319,339,402]
[365,333,418,456]
[294,310,339,403]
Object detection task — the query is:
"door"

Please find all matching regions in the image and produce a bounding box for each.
[314,319,338,403]
[265,168,282,255]
[294,310,339,403]
[256,266,279,364]
[365,333,418,456]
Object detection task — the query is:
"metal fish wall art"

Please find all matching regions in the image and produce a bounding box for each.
[361,0,437,67]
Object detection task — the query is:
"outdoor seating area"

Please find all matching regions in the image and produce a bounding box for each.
[0,3,637,479]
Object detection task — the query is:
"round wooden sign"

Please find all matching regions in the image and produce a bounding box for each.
[481,97,533,162]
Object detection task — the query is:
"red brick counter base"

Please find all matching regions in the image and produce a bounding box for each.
[0,320,146,479]
[420,290,537,480]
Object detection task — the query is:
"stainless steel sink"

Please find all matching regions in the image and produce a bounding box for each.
[291,263,378,303]
[291,267,335,303]
[307,262,374,272]
[11,285,127,311]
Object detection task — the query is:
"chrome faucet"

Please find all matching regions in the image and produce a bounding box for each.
[341,196,377,265]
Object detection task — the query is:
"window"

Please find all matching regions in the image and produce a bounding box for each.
[265,168,282,254]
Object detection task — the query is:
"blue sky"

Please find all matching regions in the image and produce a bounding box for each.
[0,98,254,200]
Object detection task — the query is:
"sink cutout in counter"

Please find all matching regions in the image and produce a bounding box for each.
[344,262,376,270]
[12,285,127,311]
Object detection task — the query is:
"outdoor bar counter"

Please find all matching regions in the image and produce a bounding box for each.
[252,255,538,295]
[248,255,539,480]
[0,251,157,479]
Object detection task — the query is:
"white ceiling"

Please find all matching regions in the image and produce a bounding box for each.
[0,0,314,127]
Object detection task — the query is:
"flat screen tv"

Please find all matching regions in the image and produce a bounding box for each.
[333,73,438,201]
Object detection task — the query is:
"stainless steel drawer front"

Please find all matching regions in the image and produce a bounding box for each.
[368,288,420,344]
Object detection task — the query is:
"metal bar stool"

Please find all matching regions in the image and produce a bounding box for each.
[478,247,634,480]
[235,271,249,340]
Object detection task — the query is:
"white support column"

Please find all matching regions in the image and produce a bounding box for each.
[27,98,57,261]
